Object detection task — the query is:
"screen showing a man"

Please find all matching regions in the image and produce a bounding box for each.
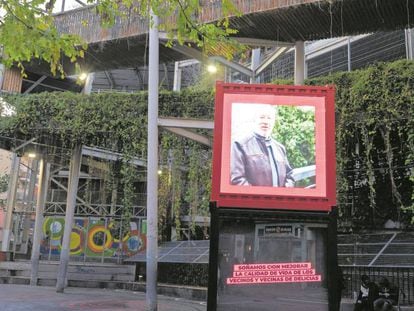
[211,83,335,210]
[230,104,294,187]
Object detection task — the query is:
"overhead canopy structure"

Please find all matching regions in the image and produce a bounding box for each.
[24,0,414,76]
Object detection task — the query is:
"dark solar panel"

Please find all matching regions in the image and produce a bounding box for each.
[126,240,210,263]
[339,233,414,267]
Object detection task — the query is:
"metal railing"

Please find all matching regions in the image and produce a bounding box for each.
[341,265,414,305]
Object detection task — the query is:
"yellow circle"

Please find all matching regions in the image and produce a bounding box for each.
[70,231,82,255]
[88,226,112,252]
[70,232,81,249]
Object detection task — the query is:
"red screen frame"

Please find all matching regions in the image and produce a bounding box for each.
[211,82,336,211]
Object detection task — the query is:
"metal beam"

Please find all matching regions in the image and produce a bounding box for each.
[22,79,69,92]
[209,56,253,77]
[53,170,103,179]
[169,44,205,61]
[368,233,397,266]
[13,137,37,153]
[82,145,146,166]
[255,47,290,76]
[162,34,252,77]
[103,70,115,89]
[74,0,87,6]
[305,34,369,60]
[50,177,101,215]
[162,127,211,147]
[180,215,211,225]
[177,59,199,68]
[134,67,145,90]
[158,117,214,130]
[24,76,47,94]
[234,37,294,48]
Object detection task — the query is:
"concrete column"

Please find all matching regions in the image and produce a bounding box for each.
[173,62,181,92]
[147,10,159,311]
[1,154,20,252]
[294,41,305,85]
[30,159,50,286]
[56,145,82,293]
[250,48,261,83]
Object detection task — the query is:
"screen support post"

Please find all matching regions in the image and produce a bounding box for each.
[207,202,219,311]
[327,206,340,310]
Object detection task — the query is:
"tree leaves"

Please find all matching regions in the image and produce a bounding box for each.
[0,0,243,77]
[0,0,85,77]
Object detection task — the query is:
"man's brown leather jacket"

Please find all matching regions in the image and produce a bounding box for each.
[230,133,292,186]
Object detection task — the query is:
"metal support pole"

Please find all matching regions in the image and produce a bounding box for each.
[25,159,39,207]
[405,28,414,60]
[30,159,50,285]
[347,37,352,72]
[250,48,261,83]
[110,182,118,215]
[294,41,305,85]
[1,154,20,252]
[82,73,95,95]
[0,63,5,90]
[173,61,181,92]
[206,204,219,311]
[56,145,82,293]
[147,9,159,311]
[21,159,39,254]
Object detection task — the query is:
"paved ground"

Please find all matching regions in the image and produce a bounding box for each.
[0,284,207,311]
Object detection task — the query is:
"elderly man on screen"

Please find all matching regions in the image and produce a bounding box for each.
[230,104,294,187]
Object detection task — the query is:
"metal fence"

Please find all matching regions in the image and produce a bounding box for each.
[341,265,414,305]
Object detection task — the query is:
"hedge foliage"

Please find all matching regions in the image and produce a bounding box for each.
[1,60,414,230]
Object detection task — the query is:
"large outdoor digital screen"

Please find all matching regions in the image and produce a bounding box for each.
[211,83,336,210]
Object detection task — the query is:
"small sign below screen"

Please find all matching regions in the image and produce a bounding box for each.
[264,225,292,235]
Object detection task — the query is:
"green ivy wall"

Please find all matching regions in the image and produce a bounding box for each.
[1,60,413,232]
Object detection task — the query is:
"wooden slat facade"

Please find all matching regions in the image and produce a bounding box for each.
[2,68,22,93]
